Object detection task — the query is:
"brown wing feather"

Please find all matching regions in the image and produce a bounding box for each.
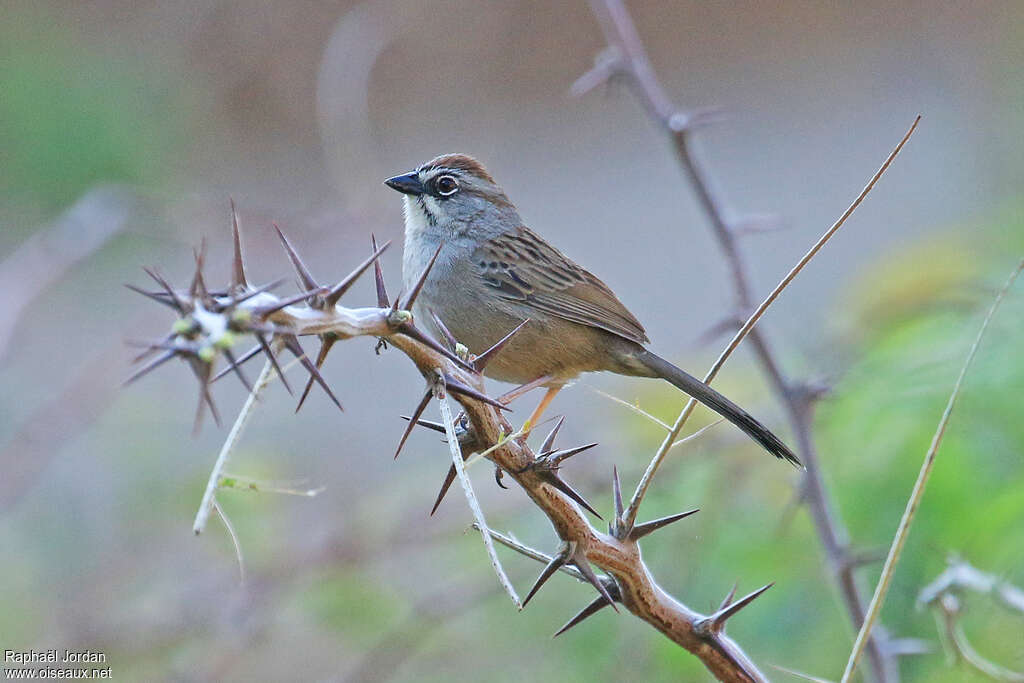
[475,227,649,345]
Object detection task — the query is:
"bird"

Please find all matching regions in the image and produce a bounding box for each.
[384,153,800,466]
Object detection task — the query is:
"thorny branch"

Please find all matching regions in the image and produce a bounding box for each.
[576,1,910,680]
[126,85,920,683]
[128,214,775,681]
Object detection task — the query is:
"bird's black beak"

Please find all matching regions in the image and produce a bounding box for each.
[384,172,425,196]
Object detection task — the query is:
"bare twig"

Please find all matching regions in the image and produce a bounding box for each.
[212,499,246,586]
[669,418,725,453]
[0,185,134,359]
[475,525,587,582]
[439,395,522,609]
[624,117,919,529]
[918,558,1024,683]
[585,385,671,430]
[918,558,1024,614]
[842,260,1024,682]
[580,3,918,678]
[194,358,274,535]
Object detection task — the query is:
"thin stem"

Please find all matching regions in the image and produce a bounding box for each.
[625,117,919,529]
[841,260,1024,682]
[439,396,522,609]
[193,358,274,534]
[474,524,586,581]
[213,499,246,586]
[585,385,671,431]
[669,418,724,453]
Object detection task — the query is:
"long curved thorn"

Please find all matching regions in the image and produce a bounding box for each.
[281,335,342,411]
[394,390,433,459]
[628,508,701,541]
[254,286,328,317]
[401,242,442,310]
[538,415,565,455]
[553,593,615,637]
[428,309,458,351]
[443,374,511,412]
[256,333,292,395]
[188,358,220,432]
[201,382,222,428]
[125,338,191,353]
[612,466,624,527]
[211,344,262,383]
[229,198,247,290]
[325,239,391,306]
[230,278,288,306]
[398,324,476,372]
[572,556,619,613]
[542,472,602,519]
[125,283,178,309]
[473,319,530,371]
[123,350,176,386]
[494,465,508,489]
[718,582,739,612]
[698,583,775,635]
[371,234,389,307]
[399,415,447,434]
[190,239,209,300]
[296,336,336,413]
[142,267,187,313]
[548,442,599,467]
[221,348,254,394]
[430,458,467,516]
[522,552,567,608]
[273,223,319,292]
[130,333,174,363]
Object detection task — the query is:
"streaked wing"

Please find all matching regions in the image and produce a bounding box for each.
[474,227,649,345]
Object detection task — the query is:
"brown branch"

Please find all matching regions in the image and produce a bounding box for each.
[577,2,911,680]
[127,219,777,682]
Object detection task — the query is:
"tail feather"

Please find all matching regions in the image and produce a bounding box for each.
[636,350,802,467]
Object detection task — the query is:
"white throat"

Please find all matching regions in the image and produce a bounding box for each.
[401,195,445,291]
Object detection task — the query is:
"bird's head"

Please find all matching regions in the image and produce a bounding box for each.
[385,154,518,240]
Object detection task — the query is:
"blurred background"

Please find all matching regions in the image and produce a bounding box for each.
[2,0,1022,680]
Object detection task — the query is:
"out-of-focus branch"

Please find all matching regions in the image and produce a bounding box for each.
[127,216,774,682]
[918,557,1024,682]
[0,185,134,360]
[577,2,911,680]
[842,260,1024,682]
[624,117,918,529]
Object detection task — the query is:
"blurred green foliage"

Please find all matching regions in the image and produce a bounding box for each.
[0,12,189,235]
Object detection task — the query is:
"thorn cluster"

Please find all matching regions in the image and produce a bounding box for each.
[125,203,392,428]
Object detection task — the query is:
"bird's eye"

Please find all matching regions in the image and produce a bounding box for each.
[435,175,459,196]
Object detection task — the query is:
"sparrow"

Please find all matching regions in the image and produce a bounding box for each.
[385,153,799,466]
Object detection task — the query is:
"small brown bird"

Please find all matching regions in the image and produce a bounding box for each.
[385,153,799,466]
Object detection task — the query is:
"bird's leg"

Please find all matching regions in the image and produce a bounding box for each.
[497,374,553,405]
[524,386,561,435]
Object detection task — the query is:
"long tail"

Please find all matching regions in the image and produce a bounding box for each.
[635,350,802,467]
